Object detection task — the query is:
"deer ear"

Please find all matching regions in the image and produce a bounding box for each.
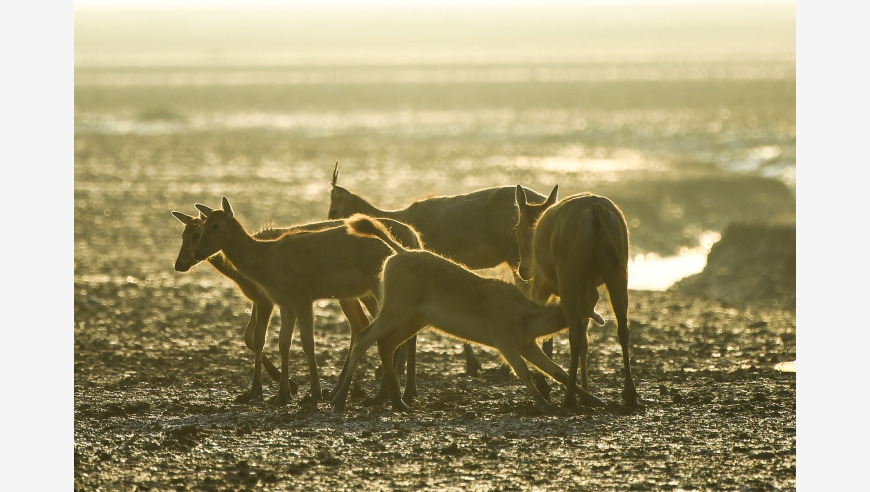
[221,197,234,218]
[515,185,527,208]
[545,185,559,207]
[171,211,195,225]
[194,203,213,217]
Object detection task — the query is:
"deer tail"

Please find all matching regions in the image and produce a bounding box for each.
[346,214,408,254]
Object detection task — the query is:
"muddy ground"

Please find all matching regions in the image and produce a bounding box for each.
[72,145,797,491]
[72,19,797,487]
[74,268,796,491]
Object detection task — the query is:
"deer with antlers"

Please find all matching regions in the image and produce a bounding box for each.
[327,163,554,375]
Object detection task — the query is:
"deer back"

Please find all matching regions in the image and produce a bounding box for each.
[532,194,629,286]
[376,217,423,250]
[397,186,545,269]
[379,248,555,345]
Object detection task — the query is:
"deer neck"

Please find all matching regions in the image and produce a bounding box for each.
[206,253,231,276]
[208,253,243,283]
[526,304,569,340]
[350,195,397,219]
[216,222,270,280]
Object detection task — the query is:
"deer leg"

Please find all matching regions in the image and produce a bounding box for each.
[359,293,379,318]
[244,301,279,382]
[339,298,370,349]
[402,335,417,403]
[251,299,298,394]
[463,343,482,377]
[256,300,298,394]
[336,298,370,394]
[331,316,390,413]
[519,342,605,408]
[533,330,556,395]
[376,338,409,413]
[368,334,418,406]
[529,277,556,379]
[576,286,602,394]
[360,291,383,381]
[293,301,322,403]
[367,342,403,406]
[243,302,257,355]
[236,303,263,404]
[541,338,554,359]
[564,320,588,409]
[606,272,639,407]
[498,345,552,411]
[559,282,592,408]
[248,301,283,384]
[374,319,426,412]
[275,305,297,406]
[395,341,408,379]
[240,301,275,404]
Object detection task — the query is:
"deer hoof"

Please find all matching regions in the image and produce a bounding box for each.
[320,386,332,400]
[562,391,577,409]
[299,391,322,406]
[401,392,415,406]
[465,358,482,377]
[622,387,640,408]
[238,392,263,405]
[579,391,606,408]
[275,393,291,407]
[392,400,411,413]
[532,373,551,398]
[363,395,385,407]
[535,399,559,414]
[496,363,513,378]
[591,312,605,325]
[329,393,343,408]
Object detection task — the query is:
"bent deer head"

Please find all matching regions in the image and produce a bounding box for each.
[514,184,559,280]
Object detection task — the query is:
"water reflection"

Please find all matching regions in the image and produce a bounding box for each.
[628,230,720,291]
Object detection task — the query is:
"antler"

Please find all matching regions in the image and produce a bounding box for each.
[331,162,339,188]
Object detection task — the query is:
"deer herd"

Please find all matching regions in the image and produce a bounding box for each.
[171,164,641,413]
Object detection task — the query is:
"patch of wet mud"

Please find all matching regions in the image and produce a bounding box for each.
[75,283,795,491]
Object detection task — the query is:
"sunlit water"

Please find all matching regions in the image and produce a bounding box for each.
[628,230,720,291]
[628,251,707,291]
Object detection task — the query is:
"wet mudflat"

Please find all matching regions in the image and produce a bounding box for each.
[74,278,795,491]
[73,7,796,488]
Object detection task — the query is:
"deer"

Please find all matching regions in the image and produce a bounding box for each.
[327,163,554,375]
[187,198,424,406]
[171,211,427,403]
[515,185,640,408]
[329,215,606,414]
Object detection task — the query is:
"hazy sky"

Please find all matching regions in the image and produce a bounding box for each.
[74,0,795,66]
[75,0,795,8]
